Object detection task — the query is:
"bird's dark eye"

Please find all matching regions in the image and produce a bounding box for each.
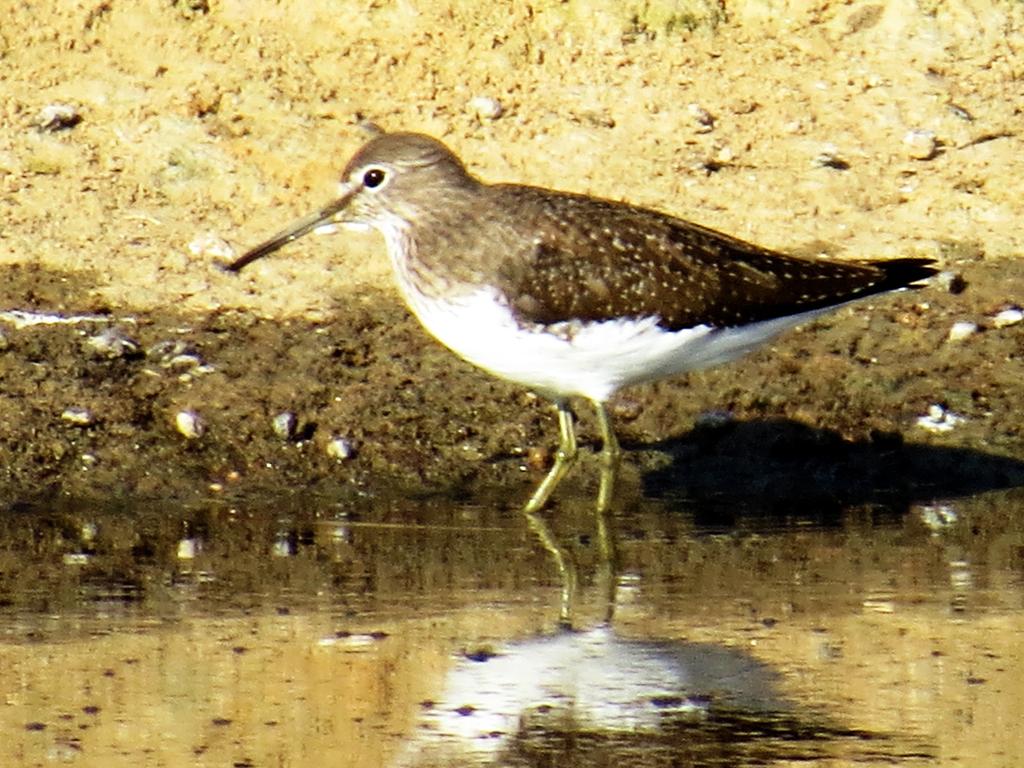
[362,167,386,188]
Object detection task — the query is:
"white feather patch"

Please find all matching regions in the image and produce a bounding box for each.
[399,285,829,403]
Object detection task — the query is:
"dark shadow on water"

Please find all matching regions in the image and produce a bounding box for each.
[638,417,1024,525]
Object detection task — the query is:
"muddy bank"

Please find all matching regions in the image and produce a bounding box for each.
[0,255,1020,507]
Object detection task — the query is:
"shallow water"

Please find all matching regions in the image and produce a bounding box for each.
[1,485,1021,767]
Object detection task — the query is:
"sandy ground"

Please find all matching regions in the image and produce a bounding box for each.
[1,0,1022,505]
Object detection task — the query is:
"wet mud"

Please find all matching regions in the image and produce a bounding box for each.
[1,256,1021,510]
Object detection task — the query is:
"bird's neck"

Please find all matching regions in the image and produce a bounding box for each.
[380,186,503,302]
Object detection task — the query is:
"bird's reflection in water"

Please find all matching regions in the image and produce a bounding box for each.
[395,503,927,767]
[397,624,798,767]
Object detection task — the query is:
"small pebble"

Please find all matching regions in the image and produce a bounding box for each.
[326,436,355,460]
[87,327,140,359]
[915,404,965,434]
[728,98,758,115]
[936,270,967,295]
[188,234,235,261]
[714,145,735,164]
[903,129,939,160]
[813,144,850,170]
[175,410,204,439]
[0,328,10,351]
[992,307,1023,328]
[148,339,194,365]
[177,538,198,560]
[947,321,979,342]
[35,103,82,131]
[947,103,973,122]
[272,412,297,440]
[469,96,504,120]
[61,407,95,426]
[168,353,206,371]
[687,102,715,132]
[148,342,212,377]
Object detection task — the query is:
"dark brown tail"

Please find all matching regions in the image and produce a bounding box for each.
[869,257,939,292]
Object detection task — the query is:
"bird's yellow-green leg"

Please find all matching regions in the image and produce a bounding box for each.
[593,401,621,624]
[521,507,578,629]
[594,402,621,519]
[523,402,578,515]
[521,401,580,628]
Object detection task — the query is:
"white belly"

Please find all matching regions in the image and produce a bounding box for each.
[401,285,829,404]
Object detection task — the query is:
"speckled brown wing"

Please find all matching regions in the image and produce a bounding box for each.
[493,185,936,331]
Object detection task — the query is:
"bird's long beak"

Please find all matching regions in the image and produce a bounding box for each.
[224,187,355,272]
